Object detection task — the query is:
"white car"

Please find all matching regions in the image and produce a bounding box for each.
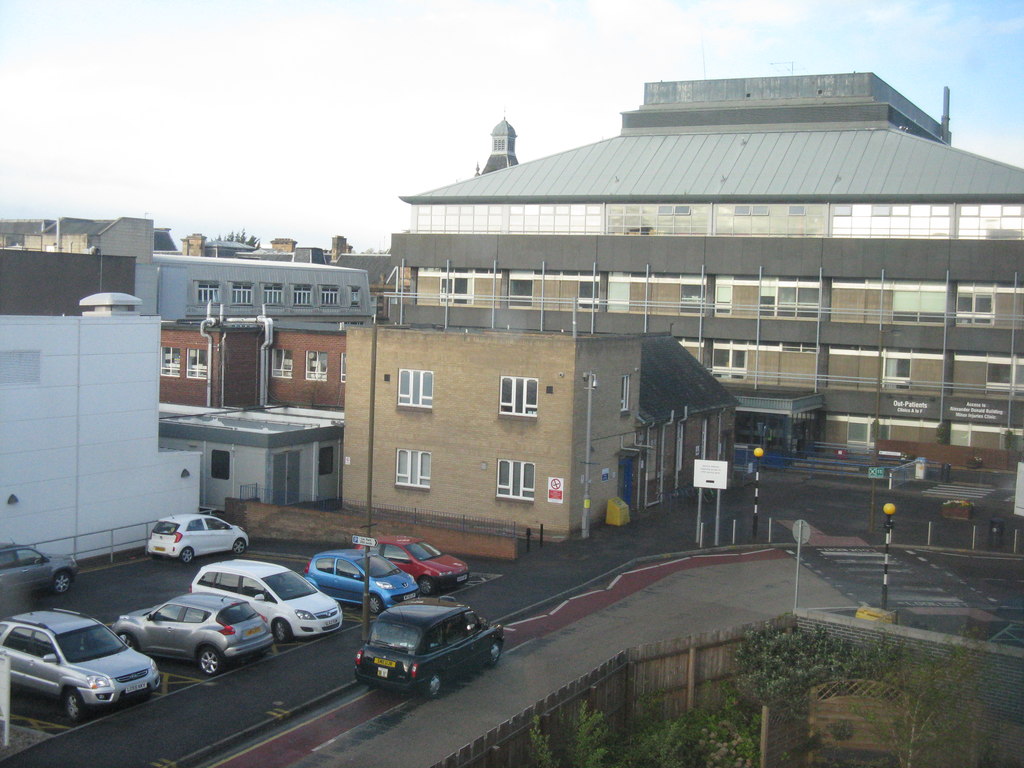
[191,560,342,643]
[147,514,248,564]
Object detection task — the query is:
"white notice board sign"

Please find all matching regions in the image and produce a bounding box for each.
[694,459,729,489]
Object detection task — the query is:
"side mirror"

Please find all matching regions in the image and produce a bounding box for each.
[42,653,58,664]
[253,593,266,602]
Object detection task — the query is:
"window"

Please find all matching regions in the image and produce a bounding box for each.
[398,369,433,407]
[306,351,328,381]
[680,284,703,312]
[161,347,180,377]
[509,278,533,307]
[620,374,630,412]
[578,280,597,308]
[321,286,339,306]
[500,376,538,416]
[349,286,361,307]
[440,278,469,304]
[497,459,535,500]
[211,449,230,480]
[847,420,870,446]
[263,284,283,305]
[293,285,312,306]
[318,446,334,476]
[711,345,746,379]
[956,287,994,325]
[231,283,253,305]
[339,352,347,383]
[197,282,220,304]
[187,348,208,379]
[272,349,293,378]
[396,449,431,488]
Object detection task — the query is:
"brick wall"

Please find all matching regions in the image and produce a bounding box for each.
[159,328,211,406]
[223,499,519,560]
[268,329,347,409]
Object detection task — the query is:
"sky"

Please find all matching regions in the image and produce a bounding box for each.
[1,0,1023,253]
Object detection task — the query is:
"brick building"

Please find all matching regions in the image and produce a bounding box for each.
[342,326,733,536]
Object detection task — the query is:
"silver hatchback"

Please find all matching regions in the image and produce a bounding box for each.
[112,593,272,676]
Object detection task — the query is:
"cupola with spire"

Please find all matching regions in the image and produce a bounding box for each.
[480,118,518,174]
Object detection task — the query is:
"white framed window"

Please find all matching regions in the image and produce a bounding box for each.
[620,374,630,412]
[231,282,253,305]
[440,277,470,304]
[186,348,208,379]
[500,376,538,416]
[264,284,283,305]
[711,344,747,379]
[398,369,433,407]
[956,285,994,325]
[293,285,312,306]
[497,459,535,500]
[161,347,180,377]
[396,449,431,488]
[339,352,347,383]
[321,286,339,306]
[272,349,293,378]
[197,282,220,304]
[349,286,361,307]
[306,351,328,381]
[577,279,597,308]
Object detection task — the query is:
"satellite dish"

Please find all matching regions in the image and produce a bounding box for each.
[792,519,811,545]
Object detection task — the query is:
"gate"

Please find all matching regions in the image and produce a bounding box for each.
[808,679,899,756]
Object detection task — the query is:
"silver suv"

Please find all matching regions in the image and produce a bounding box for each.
[0,609,160,722]
[0,543,78,596]
[112,593,273,676]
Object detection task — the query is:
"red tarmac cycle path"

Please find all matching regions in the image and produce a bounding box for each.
[211,547,788,768]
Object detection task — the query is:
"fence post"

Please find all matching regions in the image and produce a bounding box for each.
[927,521,932,546]
[768,517,773,543]
[971,525,977,550]
[539,524,544,548]
[525,527,532,553]
[731,519,736,544]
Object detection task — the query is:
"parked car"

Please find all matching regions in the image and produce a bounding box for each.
[112,593,273,676]
[190,560,341,643]
[304,549,419,614]
[358,536,469,596]
[354,598,503,698]
[0,609,160,722]
[147,513,248,564]
[0,542,78,595]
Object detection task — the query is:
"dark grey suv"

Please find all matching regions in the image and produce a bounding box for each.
[0,543,78,601]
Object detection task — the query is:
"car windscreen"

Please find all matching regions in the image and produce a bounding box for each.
[217,603,259,624]
[406,542,442,560]
[368,620,420,652]
[367,554,401,578]
[57,624,127,663]
[263,570,318,600]
[152,521,180,535]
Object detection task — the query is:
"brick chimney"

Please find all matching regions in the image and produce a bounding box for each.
[271,238,297,253]
[331,235,350,261]
[182,233,206,257]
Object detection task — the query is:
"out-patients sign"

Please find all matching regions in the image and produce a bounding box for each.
[694,459,729,489]
[547,477,564,504]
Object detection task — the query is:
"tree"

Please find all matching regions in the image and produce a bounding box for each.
[217,229,261,248]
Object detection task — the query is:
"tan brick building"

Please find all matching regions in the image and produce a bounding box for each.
[343,326,734,537]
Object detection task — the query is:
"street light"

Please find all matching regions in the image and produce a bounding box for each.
[869,326,899,533]
[752,447,764,539]
[881,503,896,611]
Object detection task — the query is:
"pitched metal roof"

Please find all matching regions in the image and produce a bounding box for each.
[402,129,1024,204]
[639,335,737,422]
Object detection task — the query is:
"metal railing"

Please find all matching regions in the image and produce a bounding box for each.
[20,521,159,563]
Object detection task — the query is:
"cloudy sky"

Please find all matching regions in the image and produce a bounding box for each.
[1,0,1022,252]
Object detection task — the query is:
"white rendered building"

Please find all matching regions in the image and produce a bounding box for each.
[0,293,200,555]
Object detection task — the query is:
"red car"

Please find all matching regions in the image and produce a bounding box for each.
[360,536,469,596]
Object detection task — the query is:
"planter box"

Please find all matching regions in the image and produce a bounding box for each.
[940,502,973,520]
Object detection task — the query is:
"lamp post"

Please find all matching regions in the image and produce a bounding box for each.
[881,503,896,611]
[752,447,764,539]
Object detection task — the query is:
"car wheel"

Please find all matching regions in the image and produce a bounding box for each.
[272,618,293,643]
[425,671,443,699]
[51,569,73,594]
[62,688,86,723]
[118,632,139,651]
[231,537,247,555]
[178,546,195,564]
[197,645,225,676]
[485,639,502,668]
[416,576,437,596]
[368,594,385,615]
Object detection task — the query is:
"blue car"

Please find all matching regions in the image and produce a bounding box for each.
[304,549,419,614]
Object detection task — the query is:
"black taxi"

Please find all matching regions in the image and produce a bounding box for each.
[354,598,503,698]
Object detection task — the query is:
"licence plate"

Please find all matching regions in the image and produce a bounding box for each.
[125,681,148,694]
[373,657,396,667]
[377,667,388,678]
[323,619,340,629]
[153,546,166,552]
[456,574,468,582]
[244,626,263,636]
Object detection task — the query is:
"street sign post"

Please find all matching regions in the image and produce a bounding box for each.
[792,519,811,613]
[868,466,886,479]
[352,535,377,547]
[0,651,9,748]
